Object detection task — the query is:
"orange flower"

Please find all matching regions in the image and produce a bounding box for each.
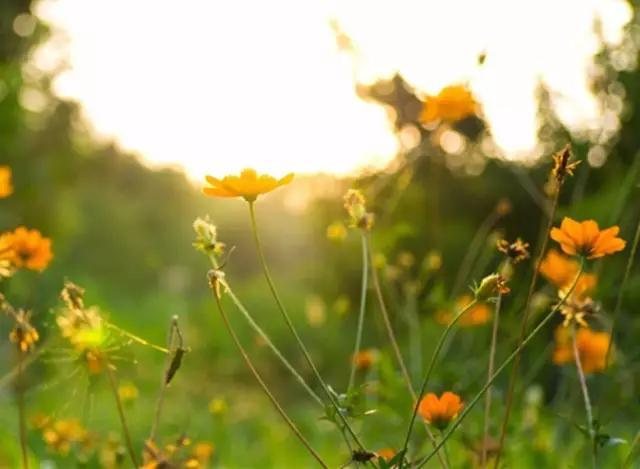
[420,85,477,124]
[375,448,397,462]
[540,249,597,296]
[550,218,625,259]
[553,327,611,374]
[3,227,53,271]
[418,391,464,430]
[352,349,378,371]
[203,169,293,202]
[436,295,492,327]
[0,166,12,198]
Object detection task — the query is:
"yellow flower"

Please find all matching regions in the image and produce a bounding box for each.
[203,168,293,201]
[553,327,611,374]
[208,397,228,415]
[41,419,89,455]
[550,217,625,259]
[0,166,12,198]
[326,221,347,241]
[118,383,139,403]
[9,309,39,352]
[418,391,464,430]
[344,189,374,230]
[420,85,477,124]
[2,226,53,271]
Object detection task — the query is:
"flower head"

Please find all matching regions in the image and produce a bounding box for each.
[553,327,611,374]
[203,169,293,202]
[540,249,597,297]
[8,309,39,352]
[420,85,477,124]
[39,418,90,455]
[2,227,53,271]
[352,349,378,371]
[418,391,464,430]
[0,166,12,198]
[193,216,226,257]
[375,448,397,462]
[496,238,530,264]
[344,189,374,230]
[550,217,625,259]
[551,145,580,183]
[473,273,509,301]
[436,295,492,327]
[557,289,598,328]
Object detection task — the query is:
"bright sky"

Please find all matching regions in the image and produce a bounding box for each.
[32,0,632,178]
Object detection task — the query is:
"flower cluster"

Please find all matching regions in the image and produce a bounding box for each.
[142,436,214,469]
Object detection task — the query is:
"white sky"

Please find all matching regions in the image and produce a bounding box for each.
[32,0,632,179]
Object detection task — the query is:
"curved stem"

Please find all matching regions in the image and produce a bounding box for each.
[399,299,478,463]
[17,351,28,469]
[248,202,365,451]
[348,232,369,391]
[416,260,584,468]
[481,293,502,468]
[105,359,139,468]
[213,290,328,468]
[494,185,560,467]
[572,327,597,468]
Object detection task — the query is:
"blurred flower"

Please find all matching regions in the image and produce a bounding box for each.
[0,166,12,198]
[344,189,374,230]
[352,349,378,371]
[305,295,326,327]
[495,198,512,216]
[436,295,492,327]
[551,145,580,183]
[202,169,293,202]
[418,391,464,430]
[473,273,509,301]
[420,85,477,124]
[332,295,351,316]
[496,238,530,264]
[208,397,228,415]
[0,234,14,278]
[557,288,598,328]
[375,448,397,462]
[553,327,611,374]
[143,436,212,469]
[539,249,580,288]
[193,216,226,257]
[40,418,89,455]
[397,251,415,269]
[326,221,347,242]
[550,218,625,259]
[118,383,139,403]
[9,309,39,352]
[3,226,53,271]
[422,250,442,272]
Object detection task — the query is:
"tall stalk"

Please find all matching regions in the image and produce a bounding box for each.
[212,287,328,468]
[348,232,369,391]
[415,261,584,467]
[481,293,502,467]
[366,236,448,469]
[248,202,365,451]
[17,351,28,469]
[105,359,139,468]
[572,327,597,468]
[494,186,560,467]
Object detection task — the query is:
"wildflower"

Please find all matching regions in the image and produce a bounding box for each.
[423,250,442,272]
[418,391,464,430]
[539,249,580,288]
[193,216,226,256]
[344,189,374,230]
[497,238,530,264]
[41,418,89,455]
[352,349,378,371]
[551,145,580,183]
[436,295,492,327]
[557,288,599,328]
[553,327,611,374]
[3,227,53,271]
[118,383,139,403]
[305,295,326,327]
[9,310,39,352]
[420,85,477,124]
[0,166,12,198]
[202,168,293,202]
[333,295,351,316]
[0,234,14,278]
[375,448,397,462]
[208,397,228,415]
[473,273,509,301]
[326,221,347,241]
[550,218,625,259]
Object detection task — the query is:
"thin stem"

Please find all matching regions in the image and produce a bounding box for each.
[367,236,447,469]
[440,430,451,468]
[494,185,560,467]
[212,290,328,468]
[623,430,640,468]
[399,299,478,464]
[604,212,640,368]
[17,351,28,469]
[105,322,170,354]
[415,260,584,468]
[481,293,502,468]
[348,232,369,391]
[105,359,139,468]
[248,202,365,451]
[572,327,597,468]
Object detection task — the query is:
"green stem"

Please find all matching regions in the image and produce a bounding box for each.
[248,202,365,451]
[416,260,584,467]
[494,185,560,468]
[17,351,28,469]
[572,327,597,468]
[105,359,139,468]
[622,430,640,468]
[481,293,502,468]
[399,299,478,463]
[440,430,451,468]
[212,289,328,468]
[348,232,369,391]
[209,254,323,407]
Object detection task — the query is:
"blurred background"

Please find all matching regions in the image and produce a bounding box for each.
[2,0,640,466]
